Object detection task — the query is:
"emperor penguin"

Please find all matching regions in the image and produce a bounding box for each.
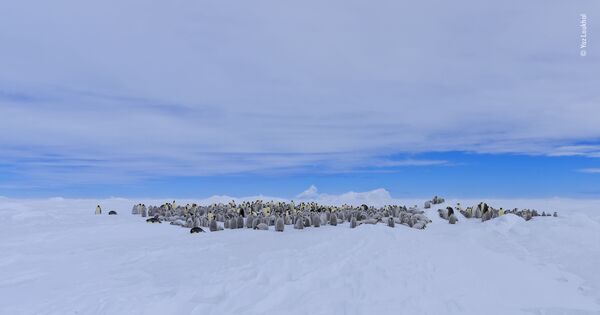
[252,217,260,229]
[275,216,284,232]
[294,217,305,229]
[329,212,337,226]
[246,214,255,228]
[448,214,458,224]
[255,223,269,230]
[237,216,244,229]
[387,217,395,228]
[209,219,218,232]
[474,204,482,219]
[350,216,358,228]
[141,206,147,217]
[108,210,117,215]
[412,221,426,229]
[146,215,161,223]
[190,227,205,233]
[132,204,139,215]
[312,214,321,227]
[95,205,102,215]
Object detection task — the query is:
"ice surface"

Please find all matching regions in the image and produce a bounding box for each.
[1,195,599,315]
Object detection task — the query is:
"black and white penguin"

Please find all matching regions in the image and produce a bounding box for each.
[387,217,395,228]
[108,210,117,215]
[146,215,161,223]
[190,227,205,233]
[237,216,244,229]
[95,205,102,215]
[446,206,454,217]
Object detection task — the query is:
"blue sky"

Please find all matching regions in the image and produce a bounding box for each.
[1,0,599,198]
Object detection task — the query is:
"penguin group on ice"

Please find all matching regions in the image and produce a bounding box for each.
[439,202,558,223]
[96,197,559,232]
[126,200,432,233]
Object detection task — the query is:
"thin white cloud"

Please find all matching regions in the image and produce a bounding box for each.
[578,168,600,174]
[0,0,598,185]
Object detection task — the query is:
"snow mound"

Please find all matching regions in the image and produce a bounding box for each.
[0,196,599,315]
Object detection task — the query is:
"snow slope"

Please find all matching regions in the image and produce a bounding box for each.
[1,195,599,315]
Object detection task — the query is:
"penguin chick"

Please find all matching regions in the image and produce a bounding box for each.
[387,217,395,228]
[255,223,269,230]
[275,216,284,232]
[448,214,458,224]
[350,216,357,228]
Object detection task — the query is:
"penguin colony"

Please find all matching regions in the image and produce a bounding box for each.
[130,200,432,233]
[104,199,558,233]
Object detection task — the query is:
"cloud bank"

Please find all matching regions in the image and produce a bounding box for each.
[1,0,599,185]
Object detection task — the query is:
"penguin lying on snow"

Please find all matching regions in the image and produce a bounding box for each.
[255,223,269,230]
[108,210,117,215]
[146,216,161,223]
[190,227,205,233]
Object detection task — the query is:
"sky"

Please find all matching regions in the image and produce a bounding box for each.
[0,0,599,198]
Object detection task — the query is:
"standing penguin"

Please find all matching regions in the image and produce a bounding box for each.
[312,214,321,228]
[329,212,337,226]
[141,206,147,217]
[350,216,357,228]
[95,205,102,215]
[449,214,458,224]
[209,219,218,232]
[387,217,395,228]
[294,217,304,230]
[446,206,454,217]
[275,216,284,232]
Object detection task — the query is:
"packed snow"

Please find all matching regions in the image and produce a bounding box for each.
[1,193,599,315]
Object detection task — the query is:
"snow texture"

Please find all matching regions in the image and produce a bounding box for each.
[1,195,600,315]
